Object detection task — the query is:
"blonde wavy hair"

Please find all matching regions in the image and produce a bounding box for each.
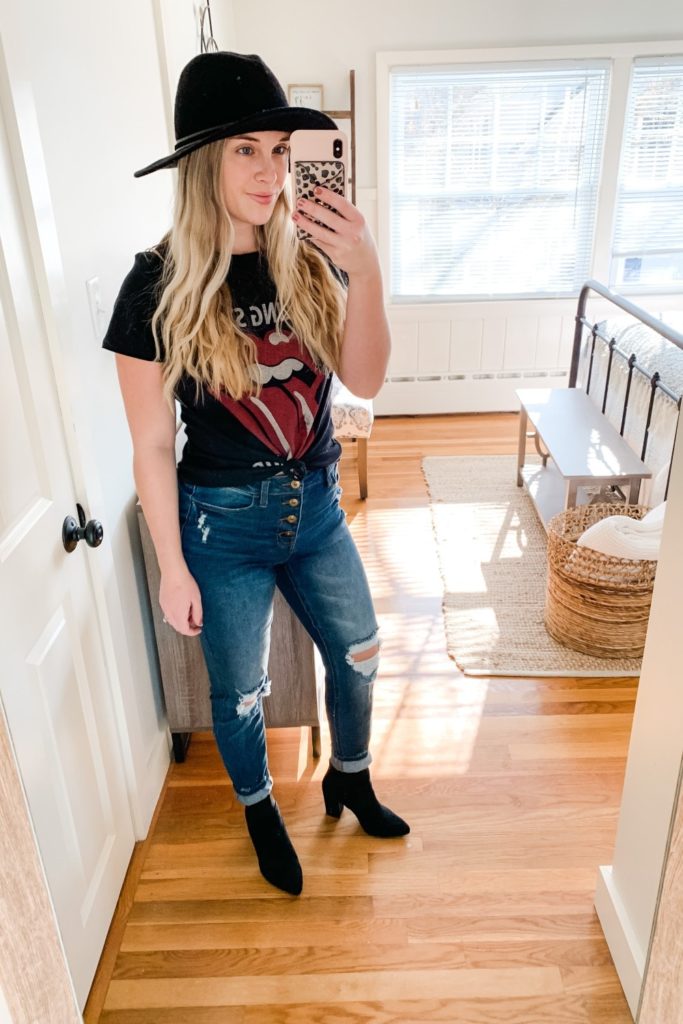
[149,138,347,410]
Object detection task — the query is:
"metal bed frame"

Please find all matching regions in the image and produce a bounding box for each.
[568,279,683,500]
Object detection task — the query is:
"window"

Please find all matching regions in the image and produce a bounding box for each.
[389,62,610,300]
[611,58,683,292]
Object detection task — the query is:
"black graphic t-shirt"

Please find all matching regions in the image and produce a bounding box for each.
[102,248,342,485]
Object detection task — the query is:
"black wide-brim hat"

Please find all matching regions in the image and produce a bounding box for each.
[134,51,336,177]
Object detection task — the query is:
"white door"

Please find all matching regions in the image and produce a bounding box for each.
[0,48,134,1008]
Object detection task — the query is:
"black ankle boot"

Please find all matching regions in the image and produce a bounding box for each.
[322,765,410,837]
[244,795,303,895]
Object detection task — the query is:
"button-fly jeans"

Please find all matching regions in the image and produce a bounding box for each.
[177,463,379,805]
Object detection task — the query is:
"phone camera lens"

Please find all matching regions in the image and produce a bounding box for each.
[333,139,343,158]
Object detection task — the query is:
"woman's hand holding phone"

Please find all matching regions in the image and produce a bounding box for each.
[288,129,388,393]
[293,188,380,280]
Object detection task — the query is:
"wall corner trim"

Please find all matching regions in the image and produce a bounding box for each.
[595,864,646,1019]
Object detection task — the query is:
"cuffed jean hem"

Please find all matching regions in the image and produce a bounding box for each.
[329,752,373,773]
[235,779,273,806]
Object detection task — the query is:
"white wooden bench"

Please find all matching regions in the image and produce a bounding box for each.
[516,387,651,531]
[516,281,683,531]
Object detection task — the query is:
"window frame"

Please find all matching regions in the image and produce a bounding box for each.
[377,41,683,305]
[609,55,683,296]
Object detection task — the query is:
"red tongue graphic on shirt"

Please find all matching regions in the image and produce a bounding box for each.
[210,329,321,457]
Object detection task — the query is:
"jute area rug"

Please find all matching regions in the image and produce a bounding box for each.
[422,454,642,677]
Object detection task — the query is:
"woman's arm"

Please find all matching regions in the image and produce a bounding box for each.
[336,265,390,399]
[114,354,203,635]
[293,189,390,399]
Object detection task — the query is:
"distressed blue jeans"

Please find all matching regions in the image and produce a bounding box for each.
[177,462,379,805]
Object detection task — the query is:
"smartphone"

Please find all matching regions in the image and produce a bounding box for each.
[289,128,348,241]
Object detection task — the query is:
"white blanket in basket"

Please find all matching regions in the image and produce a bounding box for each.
[577,502,667,561]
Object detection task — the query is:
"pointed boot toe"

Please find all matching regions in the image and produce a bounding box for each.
[245,795,303,895]
[322,765,410,838]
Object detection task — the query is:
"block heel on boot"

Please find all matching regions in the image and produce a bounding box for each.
[245,794,303,895]
[323,787,343,819]
[322,765,410,837]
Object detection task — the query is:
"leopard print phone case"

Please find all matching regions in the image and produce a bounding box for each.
[293,160,346,241]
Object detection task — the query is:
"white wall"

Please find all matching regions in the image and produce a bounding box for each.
[0,982,14,1024]
[158,0,237,132]
[594,421,683,1017]
[230,0,683,187]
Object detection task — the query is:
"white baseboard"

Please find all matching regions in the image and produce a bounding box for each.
[374,373,568,416]
[594,865,645,1020]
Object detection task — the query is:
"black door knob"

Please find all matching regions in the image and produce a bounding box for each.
[62,502,104,553]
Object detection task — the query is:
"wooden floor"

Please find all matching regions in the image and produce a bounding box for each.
[85,413,636,1023]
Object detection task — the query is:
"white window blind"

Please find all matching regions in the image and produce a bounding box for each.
[611,58,683,292]
[389,62,610,300]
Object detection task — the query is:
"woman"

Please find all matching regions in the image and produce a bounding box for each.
[103,51,409,896]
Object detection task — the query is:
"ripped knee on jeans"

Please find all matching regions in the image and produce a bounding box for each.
[345,630,381,680]
[235,675,272,718]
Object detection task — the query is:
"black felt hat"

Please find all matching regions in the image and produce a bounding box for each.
[134,51,336,177]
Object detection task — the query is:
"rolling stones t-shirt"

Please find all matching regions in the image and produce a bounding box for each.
[102,247,342,486]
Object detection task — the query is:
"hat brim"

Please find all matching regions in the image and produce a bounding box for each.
[134,106,337,177]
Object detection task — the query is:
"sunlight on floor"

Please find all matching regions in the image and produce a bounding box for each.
[343,499,490,775]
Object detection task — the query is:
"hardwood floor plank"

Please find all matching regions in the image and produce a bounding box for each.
[100,1010,246,1024]
[239,997,592,1024]
[578,992,634,1023]
[143,835,422,865]
[139,848,370,878]
[372,891,601,918]
[120,919,410,952]
[406,913,603,943]
[126,895,375,924]
[99,995,591,1024]
[103,966,564,1009]
[509,741,630,761]
[471,700,635,717]
[561,964,627,996]
[460,937,614,968]
[132,867,600,902]
[111,942,466,980]
[367,835,620,870]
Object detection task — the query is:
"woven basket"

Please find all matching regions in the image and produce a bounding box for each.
[544,503,657,659]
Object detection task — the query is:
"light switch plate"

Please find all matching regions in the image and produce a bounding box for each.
[86,276,107,340]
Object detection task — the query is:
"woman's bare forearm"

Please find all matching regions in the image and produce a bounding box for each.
[133,447,186,574]
[337,268,391,398]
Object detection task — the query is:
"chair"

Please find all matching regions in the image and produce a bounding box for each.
[330,377,374,499]
[136,503,322,762]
